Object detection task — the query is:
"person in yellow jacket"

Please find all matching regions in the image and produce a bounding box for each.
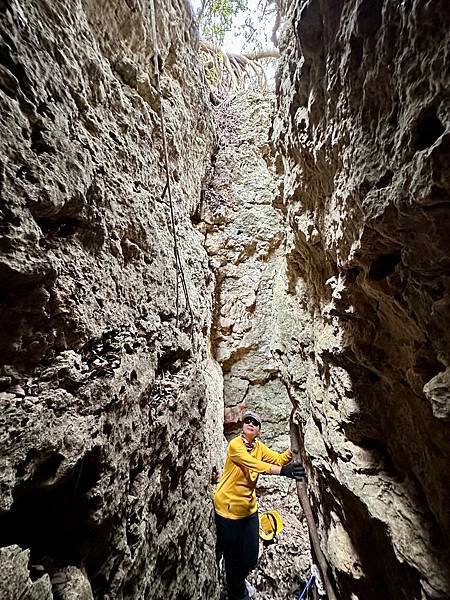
[214,410,305,600]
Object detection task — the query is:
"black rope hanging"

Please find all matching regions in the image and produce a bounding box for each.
[149,0,194,336]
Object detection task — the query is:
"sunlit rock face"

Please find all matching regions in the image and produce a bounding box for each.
[0,0,222,598]
[201,92,311,599]
[202,93,288,442]
[273,0,450,598]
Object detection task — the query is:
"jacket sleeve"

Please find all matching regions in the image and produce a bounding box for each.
[259,442,292,466]
[228,439,273,474]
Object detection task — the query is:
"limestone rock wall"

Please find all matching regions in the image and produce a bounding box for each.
[202,92,311,599]
[273,0,450,598]
[202,93,289,442]
[0,1,222,598]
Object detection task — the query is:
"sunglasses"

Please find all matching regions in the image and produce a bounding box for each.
[243,416,260,427]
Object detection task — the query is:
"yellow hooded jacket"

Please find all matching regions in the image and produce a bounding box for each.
[213,435,292,519]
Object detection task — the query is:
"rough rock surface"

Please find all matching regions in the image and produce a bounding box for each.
[0,0,223,598]
[202,92,311,599]
[0,545,52,600]
[202,92,288,438]
[273,0,450,598]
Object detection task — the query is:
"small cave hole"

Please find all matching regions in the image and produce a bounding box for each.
[16,165,38,184]
[30,124,55,155]
[33,453,65,484]
[109,131,121,145]
[368,252,401,280]
[36,215,81,238]
[155,347,191,376]
[430,285,444,301]
[349,34,363,67]
[375,170,393,190]
[0,447,105,571]
[345,266,362,284]
[414,108,445,151]
[413,353,443,384]
[36,101,55,121]
[57,180,67,193]
[190,202,202,225]
[358,437,397,477]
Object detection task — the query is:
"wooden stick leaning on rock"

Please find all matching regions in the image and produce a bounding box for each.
[289,409,338,600]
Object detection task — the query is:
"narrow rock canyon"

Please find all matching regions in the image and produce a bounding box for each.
[0,0,449,599]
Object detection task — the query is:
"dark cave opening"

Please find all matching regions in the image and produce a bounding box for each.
[414,108,445,151]
[368,252,401,280]
[0,446,113,590]
[36,215,82,238]
[375,170,393,190]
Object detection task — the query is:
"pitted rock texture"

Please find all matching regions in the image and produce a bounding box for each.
[202,92,289,443]
[0,1,222,598]
[273,0,450,598]
[0,545,52,600]
[202,92,311,599]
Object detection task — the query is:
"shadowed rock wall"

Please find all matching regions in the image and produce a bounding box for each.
[0,0,222,598]
[273,0,450,598]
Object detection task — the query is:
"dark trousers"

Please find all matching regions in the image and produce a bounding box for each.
[215,512,259,600]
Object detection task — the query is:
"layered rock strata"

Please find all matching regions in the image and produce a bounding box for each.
[273,0,450,598]
[202,92,311,599]
[0,1,222,598]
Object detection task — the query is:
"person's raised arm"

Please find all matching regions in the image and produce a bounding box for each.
[228,439,283,475]
[259,441,306,480]
[260,443,292,466]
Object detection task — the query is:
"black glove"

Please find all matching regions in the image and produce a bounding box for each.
[280,462,306,480]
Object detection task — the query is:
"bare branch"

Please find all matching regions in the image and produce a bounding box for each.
[271,4,281,47]
[199,40,278,92]
[242,48,280,60]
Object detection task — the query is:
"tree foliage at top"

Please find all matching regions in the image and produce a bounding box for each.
[195,0,283,93]
[197,0,248,47]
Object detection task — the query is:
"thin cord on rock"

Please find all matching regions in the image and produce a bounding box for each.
[149,0,194,336]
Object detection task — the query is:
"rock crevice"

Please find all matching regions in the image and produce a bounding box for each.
[1,0,449,598]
